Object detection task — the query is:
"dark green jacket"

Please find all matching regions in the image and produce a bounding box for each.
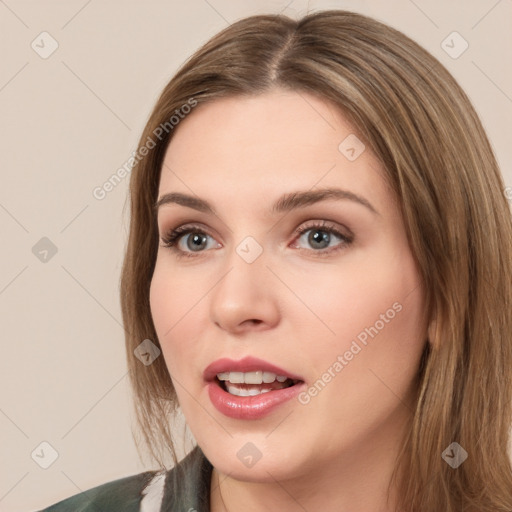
[37,446,212,512]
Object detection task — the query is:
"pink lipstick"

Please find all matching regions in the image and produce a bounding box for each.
[204,356,305,420]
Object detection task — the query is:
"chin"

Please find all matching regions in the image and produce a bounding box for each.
[214,456,295,483]
[200,436,309,483]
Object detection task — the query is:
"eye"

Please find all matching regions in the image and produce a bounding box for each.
[159,220,353,259]
[291,220,353,256]
[159,224,219,259]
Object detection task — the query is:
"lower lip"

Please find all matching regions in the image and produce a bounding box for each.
[207,380,305,420]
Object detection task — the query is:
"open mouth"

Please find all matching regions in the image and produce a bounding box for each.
[216,371,301,397]
[206,361,307,419]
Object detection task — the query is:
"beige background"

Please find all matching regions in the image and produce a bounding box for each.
[1,1,511,510]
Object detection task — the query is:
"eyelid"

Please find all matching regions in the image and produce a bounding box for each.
[290,220,353,256]
[159,219,354,258]
[159,223,219,252]
[293,219,353,239]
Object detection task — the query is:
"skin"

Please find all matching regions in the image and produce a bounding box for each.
[150,88,430,512]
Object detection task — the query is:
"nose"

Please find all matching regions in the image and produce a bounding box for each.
[209,245,280,334]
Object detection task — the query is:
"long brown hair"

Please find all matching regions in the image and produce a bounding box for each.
[119,10,512,511]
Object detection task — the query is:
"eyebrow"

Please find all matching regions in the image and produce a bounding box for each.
[154,187,379,216]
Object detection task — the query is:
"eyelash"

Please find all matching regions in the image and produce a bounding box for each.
[159,221,354,259]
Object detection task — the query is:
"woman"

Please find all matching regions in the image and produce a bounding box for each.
[38,8,512,512]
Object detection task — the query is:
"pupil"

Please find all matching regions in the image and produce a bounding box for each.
[310,230,329,249]
[188,233,207,251]
[186,230,330,252]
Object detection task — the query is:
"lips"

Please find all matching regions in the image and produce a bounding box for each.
[203,356,304,383]
[203,356,306,420]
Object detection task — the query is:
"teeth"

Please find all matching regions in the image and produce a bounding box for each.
[228,372,244,383]
[244,371,262,384]
[216,371,291,385]
[262,371,276,383]
[225,384,274,396]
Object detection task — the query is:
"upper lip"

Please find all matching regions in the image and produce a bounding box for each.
[203,356,304,382]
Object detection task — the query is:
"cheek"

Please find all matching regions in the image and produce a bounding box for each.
[290,253,426,432]
[149,262,198,376]
[149,264,173,339]
[288,248,425,371]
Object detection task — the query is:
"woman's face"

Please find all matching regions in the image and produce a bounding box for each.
[150,89,428,483]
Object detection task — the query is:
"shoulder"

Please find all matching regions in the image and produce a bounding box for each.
[36,446,213,512]
[37,469,160,512]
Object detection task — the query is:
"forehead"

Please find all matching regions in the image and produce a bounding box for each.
[158,90,391,214]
